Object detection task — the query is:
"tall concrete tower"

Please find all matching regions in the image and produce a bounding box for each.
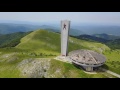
[61,20,70,56]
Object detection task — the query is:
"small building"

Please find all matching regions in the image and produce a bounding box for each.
[68,50,106,72]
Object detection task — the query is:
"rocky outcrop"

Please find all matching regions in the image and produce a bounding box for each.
[17,58,51,78]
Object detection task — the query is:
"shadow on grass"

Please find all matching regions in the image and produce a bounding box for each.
[101,64,109,70]
[96,64,109,73]
[72,62,86,71]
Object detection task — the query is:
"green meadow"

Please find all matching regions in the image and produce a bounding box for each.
[0,29,119,78]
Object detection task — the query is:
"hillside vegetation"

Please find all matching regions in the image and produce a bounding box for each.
[106,39,120,50]
[74,34,120,50]
[0,32,31,48]
[16,30,110,55]
[74,35,109,43]
[0,29,119,78]
[93,33,120,40]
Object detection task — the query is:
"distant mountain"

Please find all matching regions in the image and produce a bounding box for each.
[0,20,59,26]
[74,34,120,50]
[0,23,84,36]
[38,25,60,34]
[1,21,120,36]
[75,34,110,43]
[93,33,120,40]
[73,25,120,36]
[39,25,58,29]
[2,22,120,37]
[45,28,85,36]
[0,32,31,48]
[106,39,120,49]
[0,23,59,34]
[69,28,85,36]
[0,23,41,34]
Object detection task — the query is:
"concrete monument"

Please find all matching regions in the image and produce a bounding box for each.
[61,20,70,56]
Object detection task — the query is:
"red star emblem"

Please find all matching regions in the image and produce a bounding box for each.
[63,24,66,30]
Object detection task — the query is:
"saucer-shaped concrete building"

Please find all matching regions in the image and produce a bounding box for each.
[68,50,106,72]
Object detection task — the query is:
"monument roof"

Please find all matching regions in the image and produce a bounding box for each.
[69,49,106,65]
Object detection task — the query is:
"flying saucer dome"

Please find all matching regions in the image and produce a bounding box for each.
[69,50,106,67]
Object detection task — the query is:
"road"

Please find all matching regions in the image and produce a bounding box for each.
[99,67,120,78]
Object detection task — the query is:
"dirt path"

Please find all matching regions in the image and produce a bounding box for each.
[100,67,120,78]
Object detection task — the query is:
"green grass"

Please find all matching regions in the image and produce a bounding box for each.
[16,30,60,56]
[0,29,119,78]
[48,59,108,78]
[0,64,21,78]
[69,37,110,53]
[16,30,110,55]
[103,50,120,74]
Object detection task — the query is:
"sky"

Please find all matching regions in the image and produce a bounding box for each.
[0,12,120,25]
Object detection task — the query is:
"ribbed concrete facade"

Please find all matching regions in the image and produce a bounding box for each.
[61,20,70,56]
[69,50,106,72]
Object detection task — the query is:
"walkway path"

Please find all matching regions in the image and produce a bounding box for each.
[54,56,72,64]
[99,67,120,78]
[54,56,120,78]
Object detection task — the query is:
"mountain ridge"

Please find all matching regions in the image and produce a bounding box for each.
[1,23,120,36]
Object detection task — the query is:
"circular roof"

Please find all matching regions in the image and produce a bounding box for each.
[68,50,106,65]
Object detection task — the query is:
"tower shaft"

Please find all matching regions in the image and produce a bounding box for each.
[61,20,70,56]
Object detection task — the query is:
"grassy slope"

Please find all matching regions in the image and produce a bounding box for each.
[16,30,111,77]
[48,59,107,78]
[0,29,119,77]
[16,30,61,55]
[103,50,120,74]
[106,39,120,49]
[16,30,110,54]
[0,32,31,48]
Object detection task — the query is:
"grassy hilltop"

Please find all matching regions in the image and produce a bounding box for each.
[0,29,120,78]
[16,30,110,55]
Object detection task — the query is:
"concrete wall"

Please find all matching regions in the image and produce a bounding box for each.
[61,20,70,56]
